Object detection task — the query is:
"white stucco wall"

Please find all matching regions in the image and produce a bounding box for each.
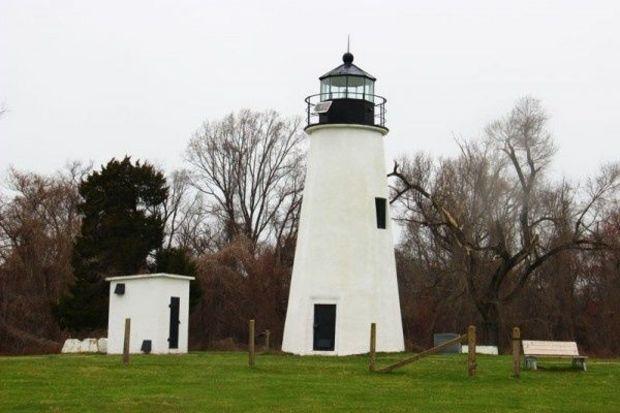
[106,273,193,354]
[282,124,405,355]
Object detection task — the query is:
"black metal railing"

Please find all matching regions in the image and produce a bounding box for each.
[304,93,387,128]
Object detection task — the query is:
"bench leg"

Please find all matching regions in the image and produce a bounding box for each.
[572,358,587,372]
[525,357,537,370]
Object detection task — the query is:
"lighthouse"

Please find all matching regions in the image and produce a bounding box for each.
[281,50,405,355]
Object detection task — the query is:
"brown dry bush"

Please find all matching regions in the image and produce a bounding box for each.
[188,237,291,350]
[0,165,85,354]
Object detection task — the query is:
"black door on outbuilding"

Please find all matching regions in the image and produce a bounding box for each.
[168,296,180,349]
[313,304,336,351]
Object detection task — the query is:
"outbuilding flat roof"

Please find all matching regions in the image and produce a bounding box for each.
[105,273,195,282]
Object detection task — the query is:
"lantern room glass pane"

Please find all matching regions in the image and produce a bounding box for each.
[364,79,374,101]
[346,76,365,99]
[329,76,347,99]
[320,80,330,100]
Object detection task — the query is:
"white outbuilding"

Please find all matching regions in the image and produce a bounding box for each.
[106,273,194,354]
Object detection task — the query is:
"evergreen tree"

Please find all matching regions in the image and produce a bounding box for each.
[57,157,168,332]
[153,247,201,309]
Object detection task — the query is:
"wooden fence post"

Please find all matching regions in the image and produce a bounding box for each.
[512,327,521,378]
[248,319,255,368]
[122,318,131,366]
[369,323,377,372]
[467,325,476,377]
[264,330,270,353]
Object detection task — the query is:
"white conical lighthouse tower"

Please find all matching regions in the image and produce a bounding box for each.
[282,50,405,355]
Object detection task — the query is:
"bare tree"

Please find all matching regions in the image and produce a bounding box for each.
[391,97,619,346]
[161,170,195,248]
[158,169,219,255]
[185,109,306,251]
[0,162,90,352]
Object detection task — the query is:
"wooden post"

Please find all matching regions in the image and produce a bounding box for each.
[512,327,521,378]
[248,319,255,368]
[467,325,476,377]
[122,318,131,365]
[264,330,270,353]
[369,323,377,372]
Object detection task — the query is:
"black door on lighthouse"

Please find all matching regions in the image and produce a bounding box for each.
[313,304,336,351]
[168,296,180,349]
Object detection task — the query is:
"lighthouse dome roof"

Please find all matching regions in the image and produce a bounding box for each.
[319,53,376,81]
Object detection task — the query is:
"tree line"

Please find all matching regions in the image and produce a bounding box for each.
[0,100,618,355]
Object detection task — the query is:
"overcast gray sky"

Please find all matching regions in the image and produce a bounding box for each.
[1,0,618,181]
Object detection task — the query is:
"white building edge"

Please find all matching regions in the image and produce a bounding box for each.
[106,273,194,354]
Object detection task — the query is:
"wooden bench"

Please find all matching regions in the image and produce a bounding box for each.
[522,340,587,371]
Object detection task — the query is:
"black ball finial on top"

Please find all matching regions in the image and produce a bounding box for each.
[342,52,354,64]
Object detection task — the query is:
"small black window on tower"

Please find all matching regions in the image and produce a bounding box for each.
[375,197,387,229]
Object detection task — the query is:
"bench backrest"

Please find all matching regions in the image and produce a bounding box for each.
[522,340,580,356]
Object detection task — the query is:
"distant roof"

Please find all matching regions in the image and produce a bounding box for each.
[319,52,376,81]
[106,273,195,282]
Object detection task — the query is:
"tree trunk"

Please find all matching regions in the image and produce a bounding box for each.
[478,301,501,348]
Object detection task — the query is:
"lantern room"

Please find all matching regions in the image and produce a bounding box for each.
[319,52,375,101]
[306,52,386,130]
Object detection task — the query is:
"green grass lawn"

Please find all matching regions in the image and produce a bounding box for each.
[1,352,619,412]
